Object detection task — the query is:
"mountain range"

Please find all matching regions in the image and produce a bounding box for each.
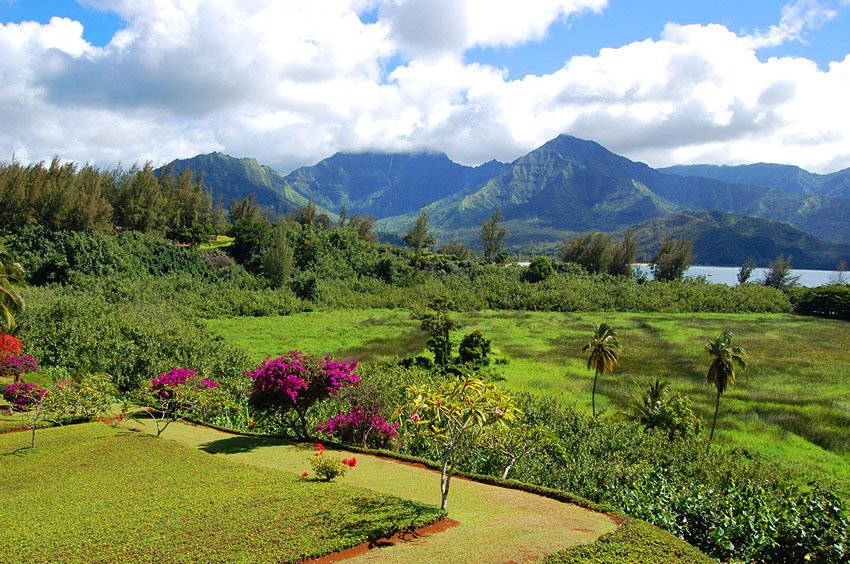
[161,135,850,269]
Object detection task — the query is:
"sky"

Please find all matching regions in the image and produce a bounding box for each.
[1,0,849,174]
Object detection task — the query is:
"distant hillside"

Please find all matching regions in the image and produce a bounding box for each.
[285,152,508,218]
[659,163,850,199]
[629,211,850,269]
[162,152,313,214]
[380,135,850,244]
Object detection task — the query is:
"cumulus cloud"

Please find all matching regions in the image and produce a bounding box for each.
[0,0,848,175]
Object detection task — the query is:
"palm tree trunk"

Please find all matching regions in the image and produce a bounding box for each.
[592,369,599,417]
[709,389,721,442]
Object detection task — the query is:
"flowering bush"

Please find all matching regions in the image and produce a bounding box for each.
[247,351,359,438]
[3,381,46,410]
[0,354,39,381]
[317,405,399,448]
[145,367,218,437]
[0,334,23,359]
[307,443,356,481]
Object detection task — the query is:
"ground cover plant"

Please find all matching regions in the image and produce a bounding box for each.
[0,423,443,563]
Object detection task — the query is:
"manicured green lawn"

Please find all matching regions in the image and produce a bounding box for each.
[206,310,850,495]
[0,423,443,563]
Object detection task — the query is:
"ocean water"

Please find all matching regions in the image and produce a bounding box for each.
[635,265,845,287]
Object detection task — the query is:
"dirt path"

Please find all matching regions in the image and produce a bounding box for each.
[137,420,617,563]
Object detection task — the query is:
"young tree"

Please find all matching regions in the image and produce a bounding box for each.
[144,367,219,437]
[651,238,694,281]
[625,379,701,439]
[737,256,756,285]
[828,260,848,285]
[263,223,294,287]
[609,229,640,276]
[582,323,621,417]
[480,420,559,479]
[559,232,614,274]
[762,255,800,289]
[0,243,26,331]
[404,210,436,270]
[706,332,746,442]
[480,209,508,263]
[416,297,458,368]
[404,376,520,510]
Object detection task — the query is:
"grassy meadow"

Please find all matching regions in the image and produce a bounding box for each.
[206,310,850,495]
[0,423,443,563]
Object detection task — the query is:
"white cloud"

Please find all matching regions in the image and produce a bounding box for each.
[0,0,848,176]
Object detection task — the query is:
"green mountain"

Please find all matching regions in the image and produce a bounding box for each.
[284,152,507,218]
[629,211,850,269]
[659,163,850,199]
[163,152,312,213]
[380,135,850,245]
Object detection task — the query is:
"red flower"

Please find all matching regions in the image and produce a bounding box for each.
[342,458,349,465]
[348,457,357,467]
[301,471,309,477]
[315,443,325,452]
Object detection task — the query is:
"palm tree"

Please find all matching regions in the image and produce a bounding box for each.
[626,378,671,429]
[0,243,27,331]
[706,331,746,442]
[582,323,621,417]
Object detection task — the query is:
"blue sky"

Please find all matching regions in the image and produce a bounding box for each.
[1,1,849,173]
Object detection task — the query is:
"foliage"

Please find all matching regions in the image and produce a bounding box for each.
[317,405,399,448]
[403,210,436,269]
[582,323,621,417]
[651,238,694,281]
[738,256,756,284]
[762,254,801,289]
[480,209,509,263]
[307,443,358,481]
[0,354,39,381]
[3,381,45,410]
[559,232,614,275]
[705,331,747,441]
[458,330,492,368]
[228,218,272,272]
[247,350,360,439]
[144,367,218,437]
[0,333,23,358]
[522,256,554,283]
[416,297,458,368]
[790,284,850,320]
[0,241,27,330]
[403,375,520,511]
[479,420,560,479]
[609,229,639,277]
[625,379,701,440]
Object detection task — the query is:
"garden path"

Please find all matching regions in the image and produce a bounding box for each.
[138,420,617,563]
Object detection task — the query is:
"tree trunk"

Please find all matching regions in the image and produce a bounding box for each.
[440,457,450,511]
[709,389,721,442]
[592,369,599,417]
[502,456,518,480]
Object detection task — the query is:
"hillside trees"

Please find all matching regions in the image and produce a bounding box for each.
[404,210,435,270]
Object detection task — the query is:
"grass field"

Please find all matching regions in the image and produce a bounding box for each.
[0,423,443,563]
[206,310,850,495]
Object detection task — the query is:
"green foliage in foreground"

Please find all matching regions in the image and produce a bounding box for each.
[546,519,713,563]
[0,423,443,563]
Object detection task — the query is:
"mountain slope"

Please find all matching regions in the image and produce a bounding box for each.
[659,163,850,199]
[381,135,850,244]
[629,211,850,269]
[285,152,508,218]
[163,152,312,213]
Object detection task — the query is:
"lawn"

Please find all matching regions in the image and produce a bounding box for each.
[205,310,850,495]
[0,422,443,563]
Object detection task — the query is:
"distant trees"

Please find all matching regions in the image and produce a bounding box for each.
[651,238,694,281]
[762,255,800,289]
[582,323,621,417]
[737,256,756,285]
[404,210,435,270]
[0,159,216,244]
[559,230,640,277]
[706,331,746,442]
[609,229,640,276]
[480,209,508,263]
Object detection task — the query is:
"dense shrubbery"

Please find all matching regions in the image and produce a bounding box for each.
[791,285,850,320]
[17,281,252,391]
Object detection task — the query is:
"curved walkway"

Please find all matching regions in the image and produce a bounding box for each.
[140,420,617,563]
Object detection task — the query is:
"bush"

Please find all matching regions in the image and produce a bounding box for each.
[3,381,46,410]
[791,285,850,320]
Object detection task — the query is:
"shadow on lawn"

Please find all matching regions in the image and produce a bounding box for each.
[332,496,433,545]
[199,435,299,455]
